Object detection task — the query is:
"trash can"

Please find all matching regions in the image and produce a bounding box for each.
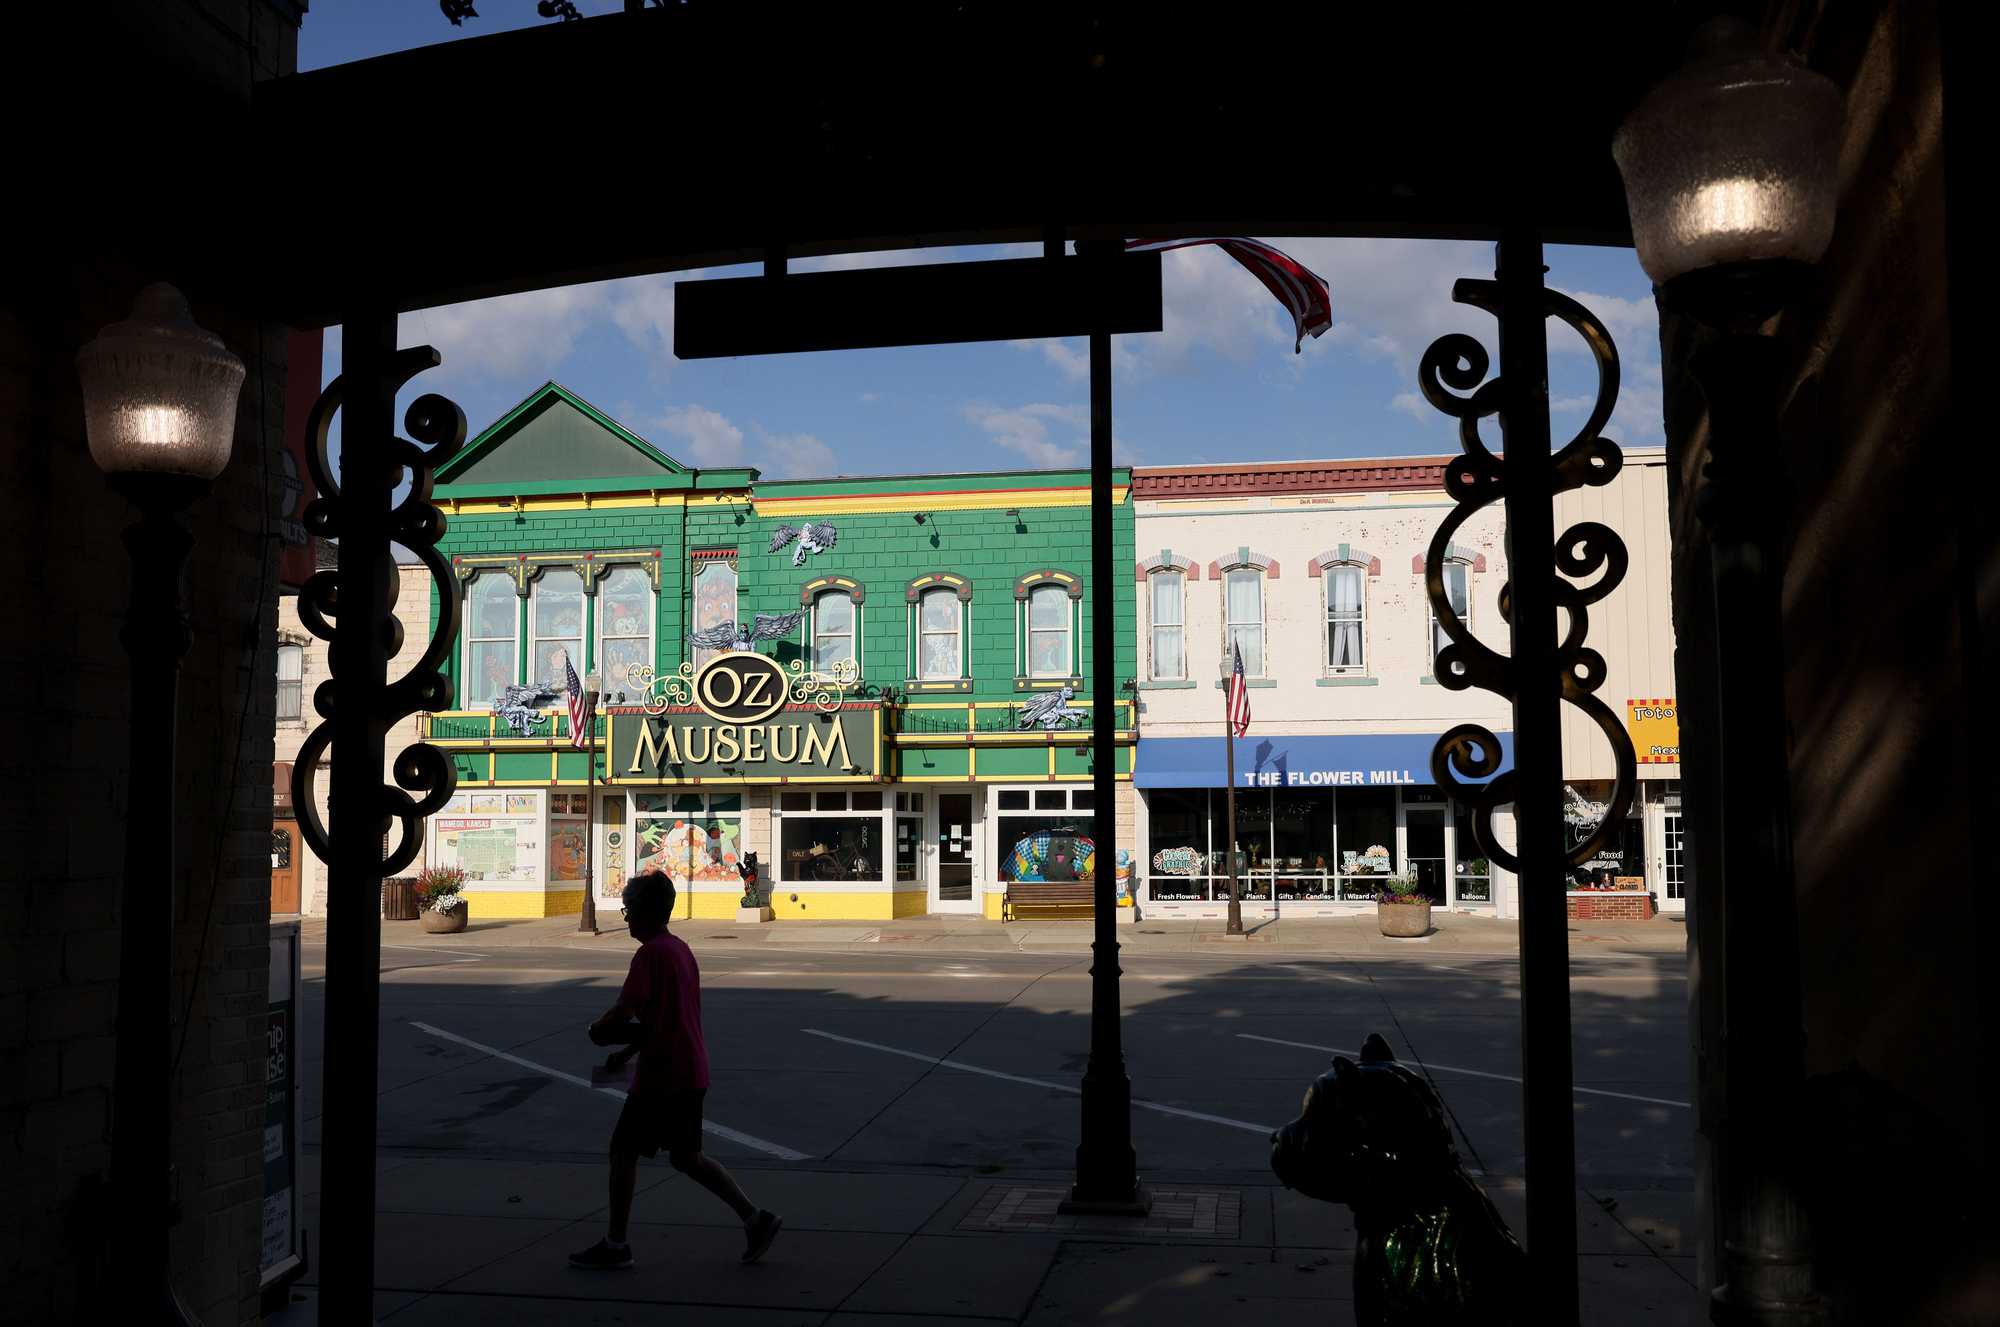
[381,876,419,921]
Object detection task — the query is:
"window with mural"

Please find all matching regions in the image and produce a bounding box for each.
[548,792,588,884]
[1027,583,1072,678]
[597,565,654,701]
[530,568,585,686]
[632,793,743,894]
[916,586,963,679]
[691,559,737,668]
[463,571,518,707]
[995,786,1099,885]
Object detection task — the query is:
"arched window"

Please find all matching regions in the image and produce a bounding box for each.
[463,570,519,706]
[1027,583,1072,678]
[596,564,655,700]
[1325,566,1365,672]
[275,643,303,720]
[1430,559,1472,668]
[1149,569,1185,680]
[690,559,737,668]
[812,589,858,674]
[1223,567,1264,675]
[530,568,585,685]
[917,586,963,679]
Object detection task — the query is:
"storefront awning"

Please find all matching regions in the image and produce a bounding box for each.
[1134,732,1514,790]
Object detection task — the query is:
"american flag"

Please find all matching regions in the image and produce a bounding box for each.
[1125,237,1333,353]
[1227,640,1251,738]
[564,654,595,751]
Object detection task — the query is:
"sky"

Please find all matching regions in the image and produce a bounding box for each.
[306,3,1663,482]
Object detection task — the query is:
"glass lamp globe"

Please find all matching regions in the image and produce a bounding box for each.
[1613,17,1843,286]
[76,283,246,480]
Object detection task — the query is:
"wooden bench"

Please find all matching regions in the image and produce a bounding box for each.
[1002,882,1097,921]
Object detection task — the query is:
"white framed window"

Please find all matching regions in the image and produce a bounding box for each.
[1325,565,1365,672]
[1223,567,1264,675]
[1429,560,1471,669]
[774,788,887,885]
[596,564,655,701]
[1149,570,1185,680]
[812,589,858,674]
[916,586,963,679]
[530,568,585,687]
[1027,583,1072,678]
[463,570,519,707]
[691,559,737,668]
[275,643,303,720]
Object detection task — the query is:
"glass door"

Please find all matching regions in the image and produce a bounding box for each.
[933,792,977,913]
[1658,806,1686,914]
[1405,805,1447,904]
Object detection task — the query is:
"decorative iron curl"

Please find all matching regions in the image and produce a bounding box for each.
[789,657,856,714]
[290,349,467,877]
[1419,281,1639,875]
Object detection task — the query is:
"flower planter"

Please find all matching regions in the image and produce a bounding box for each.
[420,902,469,934]
[1377,899,1432,937]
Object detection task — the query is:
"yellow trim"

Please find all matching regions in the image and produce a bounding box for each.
[890,731,1136,746]
[759,889,927,921]
[753,485,1129,518]
[459,888,586,920]
[445,492,692,516]
[1049,746,1057,777]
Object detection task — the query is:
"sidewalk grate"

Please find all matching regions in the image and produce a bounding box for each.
[959,1185,1241,1238]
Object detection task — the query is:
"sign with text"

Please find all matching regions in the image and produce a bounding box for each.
[610,655,882,783]
[1627,698,1679,764]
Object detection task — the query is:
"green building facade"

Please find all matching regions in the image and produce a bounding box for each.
[420,382,1134,921]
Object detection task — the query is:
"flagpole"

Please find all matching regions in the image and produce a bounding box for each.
[578,668,599,936]
[1222,652,1242,936]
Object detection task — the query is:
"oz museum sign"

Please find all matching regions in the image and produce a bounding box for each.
[608,652,881,784]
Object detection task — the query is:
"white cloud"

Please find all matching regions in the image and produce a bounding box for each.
[754,429,840,480]
[655,404,745,466]
[410,283,611,382]
[963,402,1087,468]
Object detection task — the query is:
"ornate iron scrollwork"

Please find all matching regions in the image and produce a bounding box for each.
[289,350,466,876]
[1420,284,1638,874]
[628,656,855,716]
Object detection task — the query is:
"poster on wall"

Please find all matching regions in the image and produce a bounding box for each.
[549,822,587,882]
[1627,698,1679,764]
[434,790,542,884]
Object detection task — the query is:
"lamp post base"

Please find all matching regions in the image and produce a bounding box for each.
[1066,1068,1150,1215]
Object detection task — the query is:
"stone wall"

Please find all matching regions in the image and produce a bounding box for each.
[1,3,303,1321]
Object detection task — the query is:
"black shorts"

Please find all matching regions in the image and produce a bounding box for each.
[611,1087,705,1158]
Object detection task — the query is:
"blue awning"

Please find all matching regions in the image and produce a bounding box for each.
[1133,731,1513,790]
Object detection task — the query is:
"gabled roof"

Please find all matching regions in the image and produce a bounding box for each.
[435,382,682,488]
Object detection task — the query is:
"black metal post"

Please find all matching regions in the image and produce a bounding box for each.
[1495,227,1580,1322]
[1687,326,1820,1325]
[319,309,399,1323]
[1223,677,1242,934]
[1064,240,1146,1214]
[579,682,599,935]
[108,473,205,1325]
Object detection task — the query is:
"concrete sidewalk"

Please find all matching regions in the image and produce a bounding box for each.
[338,910,1687,959]
[268,1156,1694,1325]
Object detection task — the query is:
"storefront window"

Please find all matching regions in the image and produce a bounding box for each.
[996,786,1094,883]
[1453,800,1493,903]
[1272,789,1334,899]
[895,799,922,883]
[1205,789,1272,901]
[1144,788,1210,900]
[780,815,882,884]
[549,792,587,884]
[1336,787,1397,899]
[632,793,742,893]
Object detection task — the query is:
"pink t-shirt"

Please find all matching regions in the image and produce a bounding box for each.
[619,930,710,1094]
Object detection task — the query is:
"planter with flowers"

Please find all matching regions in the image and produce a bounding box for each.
[415,865,470,934]
[1377,872,1432,937]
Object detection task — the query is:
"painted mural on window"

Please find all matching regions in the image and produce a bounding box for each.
[632,793,743,888]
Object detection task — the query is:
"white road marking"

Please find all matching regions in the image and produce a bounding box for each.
[1235,1033,1690,1109]
[382,945,489,962]
[409,1021,812,1160]
[803,1028,1276,1136]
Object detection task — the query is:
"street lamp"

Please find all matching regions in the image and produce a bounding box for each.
[77,281,245,1324]
[579,669,603,935]
[1614,18,1841,1325]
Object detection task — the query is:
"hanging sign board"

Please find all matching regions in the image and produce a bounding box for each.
[1627,698,1680,764]
[608,654,882,783]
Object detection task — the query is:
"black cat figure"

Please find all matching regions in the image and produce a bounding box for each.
[1270,1033,1526,1324]
[737,851,764,909]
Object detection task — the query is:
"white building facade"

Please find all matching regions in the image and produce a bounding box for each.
[1130,451,1681,920]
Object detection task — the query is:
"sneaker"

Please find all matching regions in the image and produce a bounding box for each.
[569,1238,633,1270]
[741,1210,783,1264]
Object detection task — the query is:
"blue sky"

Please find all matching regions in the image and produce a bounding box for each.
[308,4,1663,480]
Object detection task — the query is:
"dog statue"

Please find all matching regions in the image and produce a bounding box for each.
[1270,1033,1525,1324]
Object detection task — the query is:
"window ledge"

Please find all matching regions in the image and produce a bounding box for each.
[1419,675,1441,685]
[1212,678,1278,690]
[1139,679,1197,690]
[1315,676,1379,687]
[903,678,972,693]
[1016,676,1082,691]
